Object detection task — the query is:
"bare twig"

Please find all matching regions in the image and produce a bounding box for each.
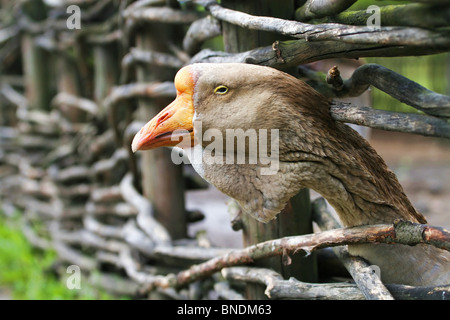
[222,267,366,300]
[222,266,450,300]
[333,64,450,118]
[52,92,99,116]
[121,48,184,83]
[191,38,449,70]
[103,81,176,145]
[296,0,357,21]
[183,16,221,55]
[119,173,171,246]
[143,219,449,289]
[319,4,450,28]
[213,282,245,300]
[123,6,203,24]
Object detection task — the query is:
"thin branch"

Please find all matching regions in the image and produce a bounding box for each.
[52,92,99,116]
[296,0,357,21]
[122,47,184,69]
[222,267,366,300]
[213,282,245,300]
[222,266,450,300]
[91,148,128,176]
[119,173,171,246]
[83,214,124,238]
[143,219,449,289]
[123,6,203,24]
[90,184,123,203]
[182,16,222,56]
[311,198,450,300]
[0,25,19,44]
[122,0,173,17]
[103,81,175,145]
[311,198,394,300]
[120,48,184,83]
[319,4,450,28]
[191,38,450,70]
[333,64,450,118]
[200,2,450,48]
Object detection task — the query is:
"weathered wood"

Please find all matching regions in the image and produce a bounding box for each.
[311,197,394,300]
[222,266,450,300]
[52,92,98,116]
[103,81,176,145]
[319,3,450,28]
[182,16,221,55]
[221,0,317,300]
[191,38,450,71]
[135,18,187,240]
[119,173,171,246]
[222,267,366,300]
[138,219,449,290]
[120,48,184,84]
[202,2,450,48]
[124,6,203,24]
[333,64,450,118]
[330,103,450,139]
[21,33,53,111]
[296,0,356,21]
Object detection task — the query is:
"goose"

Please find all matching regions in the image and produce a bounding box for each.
[131,63,449,286]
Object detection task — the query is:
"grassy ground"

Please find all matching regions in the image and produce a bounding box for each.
[0,211,114,300]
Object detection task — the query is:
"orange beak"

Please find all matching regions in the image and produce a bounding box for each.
[131,66,195,152]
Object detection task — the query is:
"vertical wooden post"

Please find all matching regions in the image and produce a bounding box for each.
[135,16,187,240]
[221,0,318,299]
[57,50,84,122]
[21,34,52,111]
[93,43,119,104]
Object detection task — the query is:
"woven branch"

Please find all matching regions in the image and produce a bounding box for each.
[222,266,450,300]
[296,0,357,21]
[332,64,450,118]
[200,2,450,48]
[191,38,450,70]
[146,219,449,289]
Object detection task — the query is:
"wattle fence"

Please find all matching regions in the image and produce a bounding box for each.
[0,0,449,300]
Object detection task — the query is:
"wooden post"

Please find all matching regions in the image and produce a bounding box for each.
[56,48,84,123]
[93,43,119,104]
[21,34,52,111]
[135,16,187,240]
[221,0,318,299]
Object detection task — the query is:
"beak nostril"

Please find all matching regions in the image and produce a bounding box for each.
[156,112,170,126]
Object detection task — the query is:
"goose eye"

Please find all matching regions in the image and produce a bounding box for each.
[214,85,229,95]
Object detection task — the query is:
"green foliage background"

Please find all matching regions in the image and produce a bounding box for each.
[349,1,450,113]
[0,212,114,299]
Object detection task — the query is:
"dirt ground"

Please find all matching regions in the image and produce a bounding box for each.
[369,129,450,227]
[186,129,450,248]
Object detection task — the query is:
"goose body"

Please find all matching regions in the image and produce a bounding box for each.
[132,63,449,286]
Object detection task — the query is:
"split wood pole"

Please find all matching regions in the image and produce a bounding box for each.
[221,0,318,299]
[134,8,187,240]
